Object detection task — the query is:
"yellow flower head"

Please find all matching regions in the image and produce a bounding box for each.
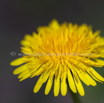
[10,20,104,96]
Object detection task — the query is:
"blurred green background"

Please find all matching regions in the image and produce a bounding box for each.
[0,0,104,103]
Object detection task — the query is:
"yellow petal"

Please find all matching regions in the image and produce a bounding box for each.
[13,64,28,75]
[30,61,47,76]
[20,40,30,46]
[76,69,90,86]
[67,69,77,93]
[61,64,67,96]
[21,47,32,54]
[61,79,67,96]
[24,34,33,40]
[30,67,44,78]
[93,30,100,38]
[54,78,60,97]
[10,57,26,66]
[33,75,43,93]
[19,73,31,82]
[96,59,104,64]
[80,58,102,67]
[45,77,53,95]
[56,63,62,80]
[49,19,60,30]
[30,62,47,78]
[18,69,29,79]
[84,72,97,86]
[42,71,50,84]
[34,71,49,93]
[88,67,104,82]
[33,83,43,93]
[74,77,85,96]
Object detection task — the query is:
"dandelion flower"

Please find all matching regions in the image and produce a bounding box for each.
[10,20,104,96]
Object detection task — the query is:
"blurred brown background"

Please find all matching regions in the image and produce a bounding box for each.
[0,0,104,103]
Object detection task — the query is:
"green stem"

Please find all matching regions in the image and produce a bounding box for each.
[69,89,81,103]
[66,79,81,103]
